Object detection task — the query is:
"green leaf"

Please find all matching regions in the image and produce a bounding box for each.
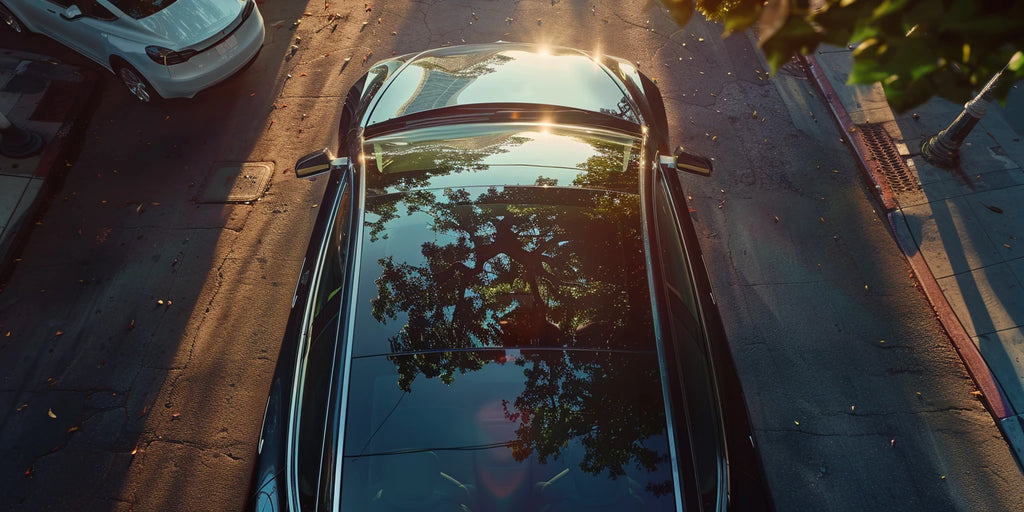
[760,15,822,72]
[1010,52,1024,73]
[757,0,792,42]
[810,0,878,45]
[871,0,911,21]
[719,2,763,35]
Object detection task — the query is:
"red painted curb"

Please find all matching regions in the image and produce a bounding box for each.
[800,53,1014,421]
[888,212,1014,420]
[798,54,899,212]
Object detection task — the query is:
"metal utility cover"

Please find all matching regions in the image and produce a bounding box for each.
[199,162,273,203]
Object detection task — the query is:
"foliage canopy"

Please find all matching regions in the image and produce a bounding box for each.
[661,0,1024,112]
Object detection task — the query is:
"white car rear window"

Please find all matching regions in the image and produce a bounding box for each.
[106,0,178,19]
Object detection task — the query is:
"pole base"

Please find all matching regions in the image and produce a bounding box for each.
[921,134,959,169]
[0,126,43,158]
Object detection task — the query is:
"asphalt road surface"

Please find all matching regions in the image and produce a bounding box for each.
[0,1,1022,510]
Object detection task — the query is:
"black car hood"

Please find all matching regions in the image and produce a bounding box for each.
[365,43,640,126]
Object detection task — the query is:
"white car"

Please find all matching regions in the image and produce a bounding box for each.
[0,0,264,102]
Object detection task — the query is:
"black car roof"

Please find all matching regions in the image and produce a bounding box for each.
[335,178,678,510]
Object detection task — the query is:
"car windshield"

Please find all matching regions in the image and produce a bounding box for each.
[339,186,678,510]
[106,0,178,19]
[365,47,639,126]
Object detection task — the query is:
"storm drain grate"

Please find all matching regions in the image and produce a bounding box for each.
[856,123,918,193]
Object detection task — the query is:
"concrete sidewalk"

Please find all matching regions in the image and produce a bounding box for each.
[805,45,1024,468]
[0,49,96,281]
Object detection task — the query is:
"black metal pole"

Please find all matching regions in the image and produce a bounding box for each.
[921,67,1007,169]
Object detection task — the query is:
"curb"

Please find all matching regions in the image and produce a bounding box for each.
[0,66,100,283]
[800,53,1016,424]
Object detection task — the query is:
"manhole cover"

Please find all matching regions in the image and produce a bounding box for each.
[856,123,919,194]
[198,161,273,203]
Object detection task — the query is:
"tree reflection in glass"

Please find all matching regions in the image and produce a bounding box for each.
[356,182,671,497]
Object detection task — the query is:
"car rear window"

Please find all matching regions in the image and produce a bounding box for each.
[107,0,178,19]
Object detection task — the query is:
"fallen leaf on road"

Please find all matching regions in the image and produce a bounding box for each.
[17,403,27,412]
[67,426,79,433]
[984,204,1004,214]
[47,409,57,419]
[139,405,148,418]
[131,445,138,456]
[55,331,63,336]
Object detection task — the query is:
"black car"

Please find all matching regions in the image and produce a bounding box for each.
[250,42,770,512]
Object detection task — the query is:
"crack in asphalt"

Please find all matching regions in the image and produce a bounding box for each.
[162,213,254,407]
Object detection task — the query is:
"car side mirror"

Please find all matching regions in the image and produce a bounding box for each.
[61,5,84,20]
[295,148,348,178]
[671,145,712,176]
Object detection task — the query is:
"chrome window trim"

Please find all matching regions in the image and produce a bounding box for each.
[332,161,368,512]
[653,161,731,511]
[640,143,685,512]
[285,176,348,511]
